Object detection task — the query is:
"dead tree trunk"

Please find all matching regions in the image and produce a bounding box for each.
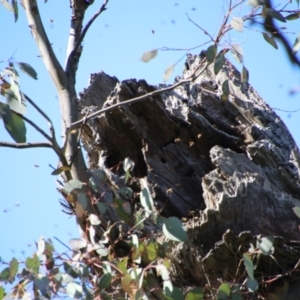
[79,52,300,293]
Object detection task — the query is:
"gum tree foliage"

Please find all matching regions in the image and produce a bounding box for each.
[1,0,300,299]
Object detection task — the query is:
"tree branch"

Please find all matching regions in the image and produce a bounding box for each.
[23,0,67,91]
[70,60,208,130]
[0,141,52,149]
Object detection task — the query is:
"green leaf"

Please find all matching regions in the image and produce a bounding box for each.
[231,16,243,32]
[293,206,300,218]
[162,217,188,242]
[245,278,258,292]
[292,32,300,54]
[66,282,83,298]
[11,0,18,22]
[145,242,157,261]
[17,62,38,80]
[164,286,184,300]
[51,165,71,175]
[185,287,204,300]
[98,273,112,290]
[221,80,230,101]
[64,262,78,279]
[141,49,158,62]
[34,276,50,297]
[206,44,218,64]
[25,254,40,274]
[257,236,274,255]
[286,12,300,20]
[216,283,230,299]
[231,286,243,300]
[115,198,131,222]
[140,188,154,212]
[214,51,226,75]
[117,257,128,274]
[119,187,133,199]
[163,64,175,82]
[134,211,144,230]
[96,202,107,214]
[0,103,26,143]
[231,44,243,63]
[262,33,278,49]
[0,268,10,282]
[9,258,18,278]
[243,253,254,279]
[266,8,286,22]
[0,287,5,299]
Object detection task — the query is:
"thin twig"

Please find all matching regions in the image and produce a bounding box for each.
[0,141,52,149]
[24,94,53,126]
[69,60,208,130]
[273,107,300,113]
[186,14,215,42]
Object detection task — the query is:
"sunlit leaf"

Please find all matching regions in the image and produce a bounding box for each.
[217,283,230,299]
[36,237,45,256]
[140,187,154,212]
[17,62,38,79]
[163,64,175,82]
[266,8,286,22]
[9,258,18,278]
[262,33,278,49]
[66,282,83,299]
[248,0,266,7]
[63,179,84,194]
[141,49,158,62]
[243,253,254,279]
[0,103,26,143]
[69,238,87,251]
[293,206,300,218]
[257,236,274,255]
[292,32,300,54]
[25,254,40,274]
[51,165,71,175]
[206,44,218,64]
[231,44,243,63]
[162,217,188,242]
[231,16,243,32]
[214,51,225,75]
[89,213,101,225]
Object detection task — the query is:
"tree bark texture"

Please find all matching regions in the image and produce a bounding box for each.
[79,53,300,291]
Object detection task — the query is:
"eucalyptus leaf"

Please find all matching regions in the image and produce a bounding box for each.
[206,44,218,64]
[231,16,243,32]
[214,51,225,75]
[266,8,286,22]
[163,64,175,82]
[17,62,38,80]
[162,217,188,242]
[292,32,300,54]
[262,33,278,49]
[243,253,254,279]
[141,49,158,62]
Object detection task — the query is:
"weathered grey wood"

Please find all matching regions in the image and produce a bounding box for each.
[79,53,300,291]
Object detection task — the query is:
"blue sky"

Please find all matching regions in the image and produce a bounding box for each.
[0,0,300,270]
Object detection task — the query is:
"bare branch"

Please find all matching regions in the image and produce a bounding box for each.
[0,141,52,149]
[273,107,300,113]
[23,0,67,92]
[70,60,208,130]
[66,0,109,73]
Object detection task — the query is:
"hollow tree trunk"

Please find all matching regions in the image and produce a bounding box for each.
[78,53,300,293]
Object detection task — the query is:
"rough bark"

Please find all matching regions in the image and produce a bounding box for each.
[79,53,300,293]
